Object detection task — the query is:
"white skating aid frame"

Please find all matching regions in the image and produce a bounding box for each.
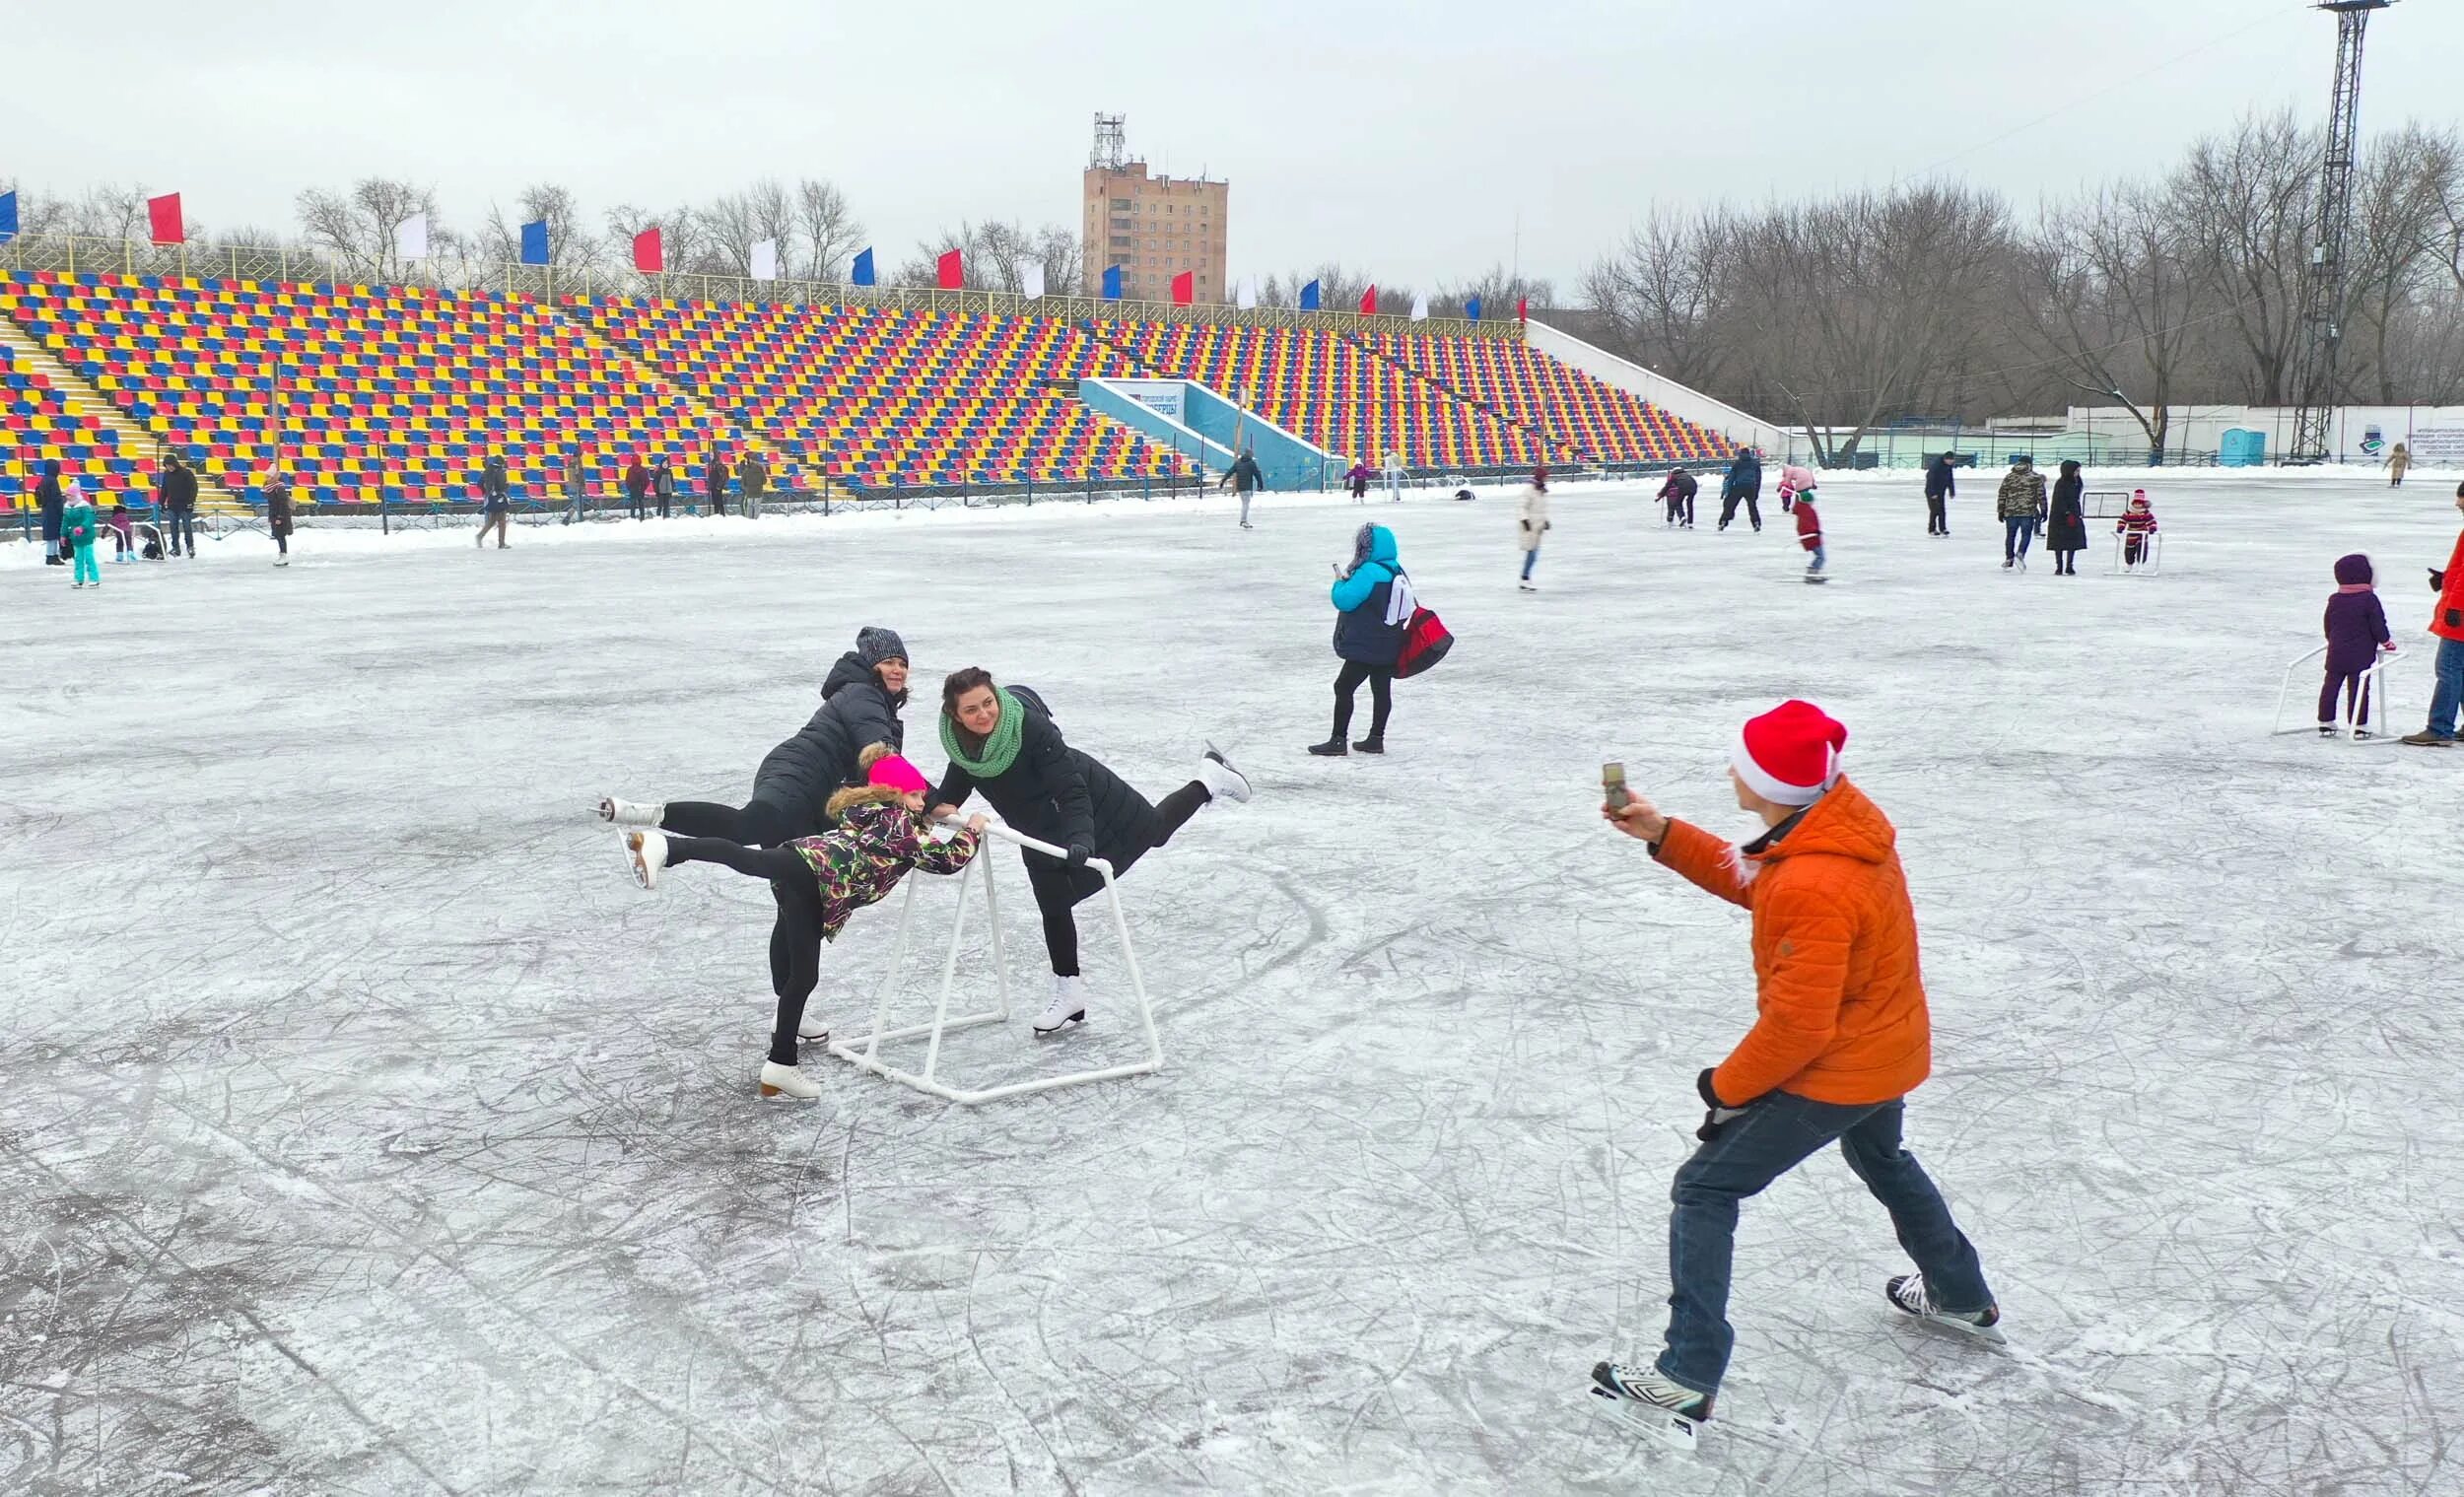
[2271,643,2402,743]
[827,820,1162,1104]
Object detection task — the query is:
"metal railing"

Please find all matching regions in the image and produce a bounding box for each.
[0,233,1521,341]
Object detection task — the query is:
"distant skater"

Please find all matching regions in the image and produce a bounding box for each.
[1312,523,1412,756]
[1347,458,1374,503]
[265,472,297,567]
[1924,452,1956,537]
[1659,467,1698,528]
[476,454,511,548]
[1220,447,1265,530]
[1718,448,1762,533]
[2385,442,2411,488]
[1517,466,1550,592]
[1998,456,2045,572]
[2116,490,2158,570]
[1795,487,1825,583]
[2045,460,2087,576]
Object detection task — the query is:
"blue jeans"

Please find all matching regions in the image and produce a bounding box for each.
[1522,546,1540,579]
[2004,515,2036,561]
[1807,544,1826,575]
[1657,1092,1992,1396]
[2428,636,2464,738]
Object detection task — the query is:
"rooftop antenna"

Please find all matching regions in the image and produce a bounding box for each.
[2286,1,2397,465]
[1091,113,1129,171]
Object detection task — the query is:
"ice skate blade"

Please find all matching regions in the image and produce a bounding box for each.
[1903,1311,2010,1349]
[757,1084,818,1102]
[1587,1386,1699,1453]
[1032,1011,1087,1038]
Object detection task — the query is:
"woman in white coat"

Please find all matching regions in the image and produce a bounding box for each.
[1516,466,1550,592]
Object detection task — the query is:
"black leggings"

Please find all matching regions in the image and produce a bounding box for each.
[1333,661,1394,743]
[662,833,827,1066]
[1719,489,1760,530]
[1022,781,1209,976]
[1926,496,1948,534]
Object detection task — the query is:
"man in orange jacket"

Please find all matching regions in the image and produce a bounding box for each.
[2400,483,2464,746]
[1590,700,1998,1438]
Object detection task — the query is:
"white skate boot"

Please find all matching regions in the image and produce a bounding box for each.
[797,1013,831,1043]
[1033,975,1088,1036]
[621,829,666,890]
[1885,1273,2005,1344]
[1588,1361,1712,1451]
[1198,742,1252,804]
[598,795,665,827]
[758,1060,822,1101]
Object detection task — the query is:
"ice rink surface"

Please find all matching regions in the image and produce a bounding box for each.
[4,472,2460,1496]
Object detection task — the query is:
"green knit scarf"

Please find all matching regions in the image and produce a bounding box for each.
[940,687,1026,779]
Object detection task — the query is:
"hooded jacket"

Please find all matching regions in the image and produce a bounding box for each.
[159,462,199,514]
[625,460,651,499]
[1658,470,1698,501]
[2325,553,2394,671]
[783,791,979,942]
[1996,463,2046,521]
[1723,450,1762,496]
[2429,531,2464,645]
[738,454,770,497]
[1652,778,1932,1108]
[1331,524,1407,665]
[1924,456,1957,501]
[930,689,1169,896]
[2045,465,2088,551]
[748,631,910,834]
[1221,452,1264,494]
[480,457,510,505]
[35,463,65,539]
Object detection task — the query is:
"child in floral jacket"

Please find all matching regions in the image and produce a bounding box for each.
[619,744,985,1100]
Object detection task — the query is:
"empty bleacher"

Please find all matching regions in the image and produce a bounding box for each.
[3,339,153,508]
[582,300,1188,489]
[1362,331,1729,466]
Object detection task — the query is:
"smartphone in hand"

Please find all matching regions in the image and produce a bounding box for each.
[1603,762,1630,811]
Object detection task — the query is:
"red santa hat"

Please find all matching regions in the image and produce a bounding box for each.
[1731,700,1848,807]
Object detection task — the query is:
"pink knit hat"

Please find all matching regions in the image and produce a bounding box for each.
[867,754,930,796]
[1732,700,1848,807]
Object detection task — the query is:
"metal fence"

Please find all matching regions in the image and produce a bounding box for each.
[0,233,1520,342]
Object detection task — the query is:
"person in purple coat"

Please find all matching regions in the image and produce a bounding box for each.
[2319,553,2397,736]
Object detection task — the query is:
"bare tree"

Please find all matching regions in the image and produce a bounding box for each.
[699,179,796,280]
[2168,111,2315,404]
[793,178,864,282]
[296,177,440,282]
[2015,182,2206,460]
[893,221,1079,293]
[481,183,601,269]
[2341,123,2461,403]
[1581,208,1733,389]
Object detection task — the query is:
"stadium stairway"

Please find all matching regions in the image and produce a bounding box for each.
[0,314,245,516]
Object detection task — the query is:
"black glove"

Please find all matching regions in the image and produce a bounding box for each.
[1065,841,1092,869]
[1694,1068,1752,1143]
[2432,570,2445,591]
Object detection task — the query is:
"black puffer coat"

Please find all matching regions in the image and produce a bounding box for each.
[748,651,907,836]
[932,692,1167,906]
[2046,471,2088,552]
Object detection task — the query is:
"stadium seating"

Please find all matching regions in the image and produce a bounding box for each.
[3,341,152,508]
[0,271,777,505]
[1086,319,1554,470]
[1363,331,1730,466]
[582,300,1190,489]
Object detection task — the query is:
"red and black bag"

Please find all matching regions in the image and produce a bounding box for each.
[1397,604,1453,678]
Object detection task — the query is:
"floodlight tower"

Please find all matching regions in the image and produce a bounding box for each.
[2286,0,2395,465]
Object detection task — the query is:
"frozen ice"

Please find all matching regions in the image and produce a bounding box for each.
[4,471,2460,1494]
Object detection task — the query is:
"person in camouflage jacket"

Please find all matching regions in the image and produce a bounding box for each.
[1996,456,2048,570]
[616,746,985,1098]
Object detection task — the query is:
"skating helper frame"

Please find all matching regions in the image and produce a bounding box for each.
[827,821,1162,1104]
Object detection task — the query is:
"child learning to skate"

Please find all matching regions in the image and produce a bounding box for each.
[2319,553,2397,736]
[1795,488,1825,582]
[108,503,136,564]
[2117,490,2158,569]
[617,744,987,1100]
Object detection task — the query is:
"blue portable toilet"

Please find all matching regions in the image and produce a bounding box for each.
[2220,429,2266,467]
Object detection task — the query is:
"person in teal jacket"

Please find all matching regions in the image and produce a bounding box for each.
[62,480,102,588]
[1312,523,1409,756]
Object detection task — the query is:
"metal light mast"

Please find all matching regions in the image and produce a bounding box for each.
[2286,0,2395,465]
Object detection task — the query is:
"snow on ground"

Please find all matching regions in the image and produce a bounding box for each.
[3,472,2458,1495]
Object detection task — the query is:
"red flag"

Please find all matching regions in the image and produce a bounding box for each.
[1518,296,1529,322]
[632,226,664,273]
[1171,270,1194,306]
[1359,285,1378,316]
[936,248,964,290]
[146,192,184,244]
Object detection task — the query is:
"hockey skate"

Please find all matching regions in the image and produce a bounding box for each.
[1588,1361,1712,1452]
[757,1059,822,1101]
[598,796,665,827]
[1885,1273,2006,1345]
[621,829,667,890]
[1033,975,1088,1036]
[1198,743,1252,804]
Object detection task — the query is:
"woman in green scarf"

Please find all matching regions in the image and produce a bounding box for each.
[931,668,1252,1036]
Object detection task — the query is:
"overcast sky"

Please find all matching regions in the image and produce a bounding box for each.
[7,0,2460,291]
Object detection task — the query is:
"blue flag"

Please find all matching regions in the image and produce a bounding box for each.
[1300,279,1321,311]
[852,247,875,287]
[518,219,549,265]
[1101,264,1123,301]
[1465,296,1483,323]
[0,190,17,243]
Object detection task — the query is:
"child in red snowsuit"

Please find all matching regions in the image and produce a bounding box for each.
[2117,491,2158,568]
[1796,494,1825,582]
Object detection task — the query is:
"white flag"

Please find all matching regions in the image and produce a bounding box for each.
[1409,293,1429,322]
[1020,262,1045,301]
[1236,276,1258,309]
[750,239,779,282]
[395,213,428,262]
